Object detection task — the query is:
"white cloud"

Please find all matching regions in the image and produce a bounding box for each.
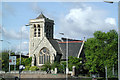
[1,25,29,55]
[2,26,29,40]
[105,18,116,26]
[15,41,29,55]
[21,26,29,39]
[56,5,117,40]
[30,2,44,15]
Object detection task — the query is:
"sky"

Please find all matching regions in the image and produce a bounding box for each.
[0,2,118,55]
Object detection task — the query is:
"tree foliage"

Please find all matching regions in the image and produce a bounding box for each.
[16,57,32,70]
[41,56,83,73]
[68,56,82,71]
[84,29,118,74]
[41,61,64,73]
[1,51,15,72]
[2,51,9,72]
[1,50,32,71]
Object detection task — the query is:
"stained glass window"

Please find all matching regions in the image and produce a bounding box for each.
[39,48,50,64]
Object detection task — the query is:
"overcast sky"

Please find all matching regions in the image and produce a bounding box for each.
[0,2,118,54]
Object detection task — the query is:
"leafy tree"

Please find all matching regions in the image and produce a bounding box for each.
[2,51,9,72]
[1,51,16,71]
[1,50,32,71]
[84,29,118,76]
[16,57,32,70]
[68,56,82,71]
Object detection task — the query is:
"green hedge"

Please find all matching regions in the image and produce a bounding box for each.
[24,66,30,71]
[29,66,39,71]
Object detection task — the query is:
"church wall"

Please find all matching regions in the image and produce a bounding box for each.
[29,19,45,57]
[32,37,57,66]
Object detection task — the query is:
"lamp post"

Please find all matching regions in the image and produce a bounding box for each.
[19,25,29,80]
[59,33,69,79]
[104,1,120,80]
[19,26,24,80]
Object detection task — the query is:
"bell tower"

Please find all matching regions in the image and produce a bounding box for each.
[29,13,54,57]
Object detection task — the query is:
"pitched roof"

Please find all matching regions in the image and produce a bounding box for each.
[58,40,83,60]
[48,38,84,59]
[48,39,62,55]
[36,13,46,19]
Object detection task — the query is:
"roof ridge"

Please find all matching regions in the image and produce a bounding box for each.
[36,13,46,19]
[59,41,83,43]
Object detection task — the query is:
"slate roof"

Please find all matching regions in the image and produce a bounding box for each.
[48,38,84,60]
[48,39,62,55]
[36,13,46,19]
[58,40,83,60]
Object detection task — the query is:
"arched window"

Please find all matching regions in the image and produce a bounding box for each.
[39,47,50,64]
[38,24,40,28]
[38,24,40,37]
[34,24,36,37]
[34,24,36,28]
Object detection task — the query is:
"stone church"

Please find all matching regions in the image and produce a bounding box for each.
[28,13,85,67]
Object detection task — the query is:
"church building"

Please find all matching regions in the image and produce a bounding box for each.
[28,13,85,67]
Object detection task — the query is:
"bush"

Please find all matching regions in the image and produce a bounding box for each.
[24,57,32,66]
[24,66,30,71]
[41,61,66,73]
[51,61,65,73]
[41,62,51,71]
[51,62,60,70]
[16,57,32,70]
[29,66,39,71]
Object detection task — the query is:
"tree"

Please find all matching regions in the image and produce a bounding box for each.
[2,51,9,72]
[16,57,32,70]
[84,29,118,76]
[1,51,16,72]
[68,56,83,71]
[1,50,32,71]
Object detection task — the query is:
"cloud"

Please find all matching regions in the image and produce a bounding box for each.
[0,25,29,54]
[21,26,29,39]
[2,26,29,40]
[30,2,55,20]
[105,18,116,26]
[30,2,45,15]
[15,41,29,55]
[56,5,117,40]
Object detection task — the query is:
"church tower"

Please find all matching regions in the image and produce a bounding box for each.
[29,13,54,57]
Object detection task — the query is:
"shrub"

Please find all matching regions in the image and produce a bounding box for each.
[51,62,60,70]
[29,66,39,71]
[24,66,30,71]
[41,62,51,71]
